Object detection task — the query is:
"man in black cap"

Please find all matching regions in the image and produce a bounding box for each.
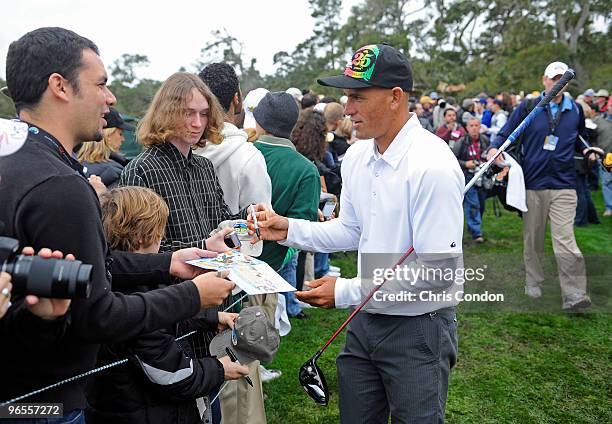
[252,44,464,423]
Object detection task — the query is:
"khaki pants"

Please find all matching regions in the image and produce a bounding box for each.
[304,252,314,283]
[523,189,587,297]
[219,294,277,424]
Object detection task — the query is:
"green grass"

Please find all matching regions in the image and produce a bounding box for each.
[264,191,611,423]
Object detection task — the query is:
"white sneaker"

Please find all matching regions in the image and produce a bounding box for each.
[259,365,282,383]
[562,293,592,311]
[297,300,314,309]
[524,284,542,299]
[329,265,341,273]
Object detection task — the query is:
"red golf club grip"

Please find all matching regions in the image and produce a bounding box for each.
[319,246,415,352]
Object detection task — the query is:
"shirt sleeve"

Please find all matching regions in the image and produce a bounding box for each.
[575,103,589,153]
[14,175,201,343]
[282,167,361,252]
[334,277,362,308]
[130,329,224,400]
[492,102,525,148]
[110,250,174,288]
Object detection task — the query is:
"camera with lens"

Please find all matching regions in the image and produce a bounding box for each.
[0,237,92,299]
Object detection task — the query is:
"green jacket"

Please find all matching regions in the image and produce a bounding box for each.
[254,135,321,271]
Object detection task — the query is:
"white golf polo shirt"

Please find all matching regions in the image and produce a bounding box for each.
[283,113,465,315]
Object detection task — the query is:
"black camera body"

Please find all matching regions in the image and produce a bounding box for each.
[0,237,92,299]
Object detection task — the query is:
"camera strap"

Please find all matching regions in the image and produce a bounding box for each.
[0,293,248,407]
[21,121,88,180]
[545,103,563,134]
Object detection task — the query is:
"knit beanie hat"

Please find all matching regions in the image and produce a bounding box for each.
[253,92,299,139]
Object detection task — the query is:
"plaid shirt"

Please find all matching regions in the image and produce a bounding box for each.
[119,142,245,252]
[119,142,245,357]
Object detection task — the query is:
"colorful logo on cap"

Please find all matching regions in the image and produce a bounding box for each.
[344,45,379,82]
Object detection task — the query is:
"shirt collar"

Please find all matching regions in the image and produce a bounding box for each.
[544,92,573,112]
[362,113,421,170]
[255,134,296,150]
[156,141,196,167]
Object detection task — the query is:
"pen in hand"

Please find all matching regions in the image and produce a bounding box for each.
[225,347,253,387]
[250,204,261,239]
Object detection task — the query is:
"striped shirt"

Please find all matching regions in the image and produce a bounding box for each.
[119,141,245,357]
[120,142,244,252]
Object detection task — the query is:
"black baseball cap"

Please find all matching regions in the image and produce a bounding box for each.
[104,108,135,131]
[317,44,413,92]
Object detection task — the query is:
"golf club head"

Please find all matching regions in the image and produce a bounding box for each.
[299,351,329,406]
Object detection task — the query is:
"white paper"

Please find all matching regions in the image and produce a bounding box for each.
[187,251,296,295]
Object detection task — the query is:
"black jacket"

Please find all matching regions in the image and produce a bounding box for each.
[86,307,224,424]
[83,159,124,187]
[0,123,202,411]
[452,134,490,175]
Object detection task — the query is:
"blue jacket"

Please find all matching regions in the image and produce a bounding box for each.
[492,95,588,190]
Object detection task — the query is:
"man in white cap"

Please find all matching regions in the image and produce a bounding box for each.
[488,61,595,312]
[243,88,269,129]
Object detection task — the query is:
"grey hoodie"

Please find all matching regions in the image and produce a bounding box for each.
[194,122,272,214]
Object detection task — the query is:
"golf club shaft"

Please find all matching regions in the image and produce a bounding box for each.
[317,69,576,355]
[319,247,414,352]
[465,69,575,192]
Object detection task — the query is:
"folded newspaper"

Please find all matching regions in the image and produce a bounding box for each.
[187,251,296,295]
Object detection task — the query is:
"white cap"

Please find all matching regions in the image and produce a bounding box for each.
[285,87,303,102]
[313,102,327,114]
[544,61,568,79]
[243,88,269,129]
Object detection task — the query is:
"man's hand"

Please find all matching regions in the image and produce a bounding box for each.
[192,270,235,307]
[88,175,107,197]
[583,147,604,162]
[247,203,289,242]
[296,276,337,309]
[205,227,234,253]
[217,311,238,332]
[486,148,504,166]
[218,356,250,381]
[465,160,476,169]
[170,248,218,280]
[21,247,72,320]
[0,272,12,319]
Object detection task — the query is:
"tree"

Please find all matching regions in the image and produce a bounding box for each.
[110,54,150,87]
[0,79,16,118]
[193,29,265,93]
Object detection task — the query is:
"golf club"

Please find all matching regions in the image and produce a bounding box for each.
[299,69,576,406]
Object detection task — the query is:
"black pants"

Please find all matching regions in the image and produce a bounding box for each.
[337,310,458,424]
[575,173,600,226]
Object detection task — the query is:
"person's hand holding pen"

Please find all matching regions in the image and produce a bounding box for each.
[226,347,253,387]
[249,204,261,240]
[246,203,290,242]
[218,354,250,381]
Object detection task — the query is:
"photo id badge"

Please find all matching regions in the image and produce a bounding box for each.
[543,134,559,151]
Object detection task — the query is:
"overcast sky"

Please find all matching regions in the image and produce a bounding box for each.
[0,0,361,82]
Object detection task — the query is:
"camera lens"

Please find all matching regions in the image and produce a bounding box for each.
[6,255,92,299]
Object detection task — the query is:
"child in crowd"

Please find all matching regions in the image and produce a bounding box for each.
[86,186,246,424]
